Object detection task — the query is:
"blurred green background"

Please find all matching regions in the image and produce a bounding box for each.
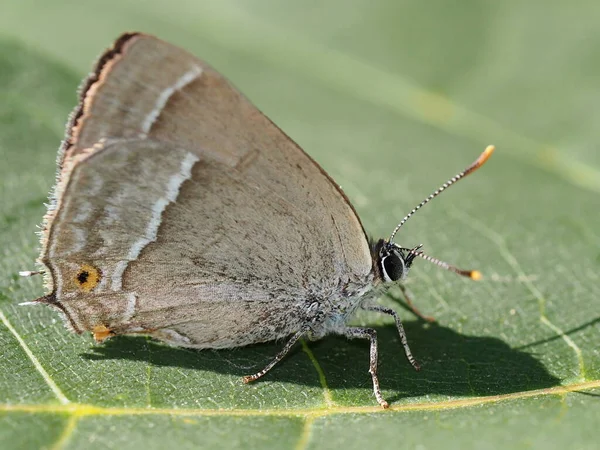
[1,1,599,449]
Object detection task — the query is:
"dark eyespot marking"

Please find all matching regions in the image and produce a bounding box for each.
[74,264,101,292]
[77,270,89,284]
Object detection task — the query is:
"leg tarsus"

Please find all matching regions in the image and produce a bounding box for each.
[344,327,389,408]
[242,329,306,384]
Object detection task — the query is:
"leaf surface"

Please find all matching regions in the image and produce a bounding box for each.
[1,2,599,449]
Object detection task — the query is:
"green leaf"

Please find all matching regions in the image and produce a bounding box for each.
[1,1,600,449]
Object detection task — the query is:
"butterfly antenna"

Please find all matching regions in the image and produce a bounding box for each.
[407,248,482,280]
[389,145,495,242]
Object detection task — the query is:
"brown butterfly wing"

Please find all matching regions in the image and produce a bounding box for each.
[39,34,373,347]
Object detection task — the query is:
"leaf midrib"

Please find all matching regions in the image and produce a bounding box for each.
[1,380,599,418]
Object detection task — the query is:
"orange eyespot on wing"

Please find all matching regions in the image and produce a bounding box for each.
[75,264,101,292]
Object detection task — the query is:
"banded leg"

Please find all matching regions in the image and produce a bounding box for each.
[242,329,306,383]
[362,305,421,371]
[399,284,435,323]
[344,327,389,409]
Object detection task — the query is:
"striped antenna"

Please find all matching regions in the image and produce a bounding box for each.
[389,145,495,242]
[408,248,482,280]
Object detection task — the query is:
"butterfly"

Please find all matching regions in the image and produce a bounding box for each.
[22,33,493,408]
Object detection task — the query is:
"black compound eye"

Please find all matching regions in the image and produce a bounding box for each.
[382,250,406,282]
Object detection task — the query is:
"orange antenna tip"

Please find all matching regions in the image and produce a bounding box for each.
[464,145,495,177]
[469,270,483,281]
[479,145,495,165]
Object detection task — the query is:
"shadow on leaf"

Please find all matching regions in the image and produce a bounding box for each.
[311,320,561,403]
[82,319,560,400]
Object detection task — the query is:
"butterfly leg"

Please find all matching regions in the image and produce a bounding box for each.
[343,327,389,408]
[362,305,421,371]
[399,284,436,323]
[242,328,306,384]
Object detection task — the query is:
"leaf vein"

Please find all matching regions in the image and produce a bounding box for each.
[0,307,70,405]
[0,379,598,418]
[162,3,600,194]
[448,207,586,380]
[50,413,79,450]
[301,340,334,408]
[294,416,315,450]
